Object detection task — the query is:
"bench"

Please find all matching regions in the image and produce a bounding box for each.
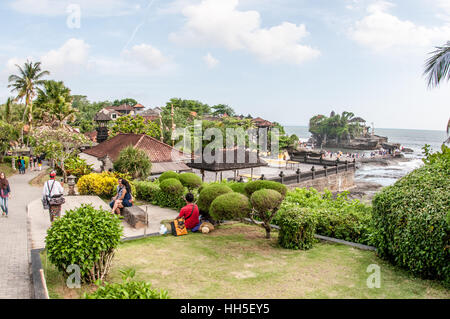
[121,206,148,229]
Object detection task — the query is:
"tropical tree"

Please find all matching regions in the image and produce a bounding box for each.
[32,126,92,181]
[212,104,235,117]
[110,115,160,139]
[34,80,77,127]
[0,120,19,156]
[113,146,152,180]
[113,98,138,106]
[7,60,50,140]
[424,41,450,143]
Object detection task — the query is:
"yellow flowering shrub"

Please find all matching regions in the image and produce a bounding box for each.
[77,172,136,198]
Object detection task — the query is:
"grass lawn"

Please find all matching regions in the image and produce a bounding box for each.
[42,223,449,299]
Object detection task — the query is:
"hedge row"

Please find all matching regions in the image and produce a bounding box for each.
[372,145,449,286]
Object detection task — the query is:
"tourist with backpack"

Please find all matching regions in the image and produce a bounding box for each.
[42,171,65,222]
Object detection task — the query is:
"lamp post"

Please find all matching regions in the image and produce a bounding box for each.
[67,175,76,196]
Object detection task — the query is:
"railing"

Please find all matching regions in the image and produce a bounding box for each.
[289,155,355,167]
[259,160,356,185]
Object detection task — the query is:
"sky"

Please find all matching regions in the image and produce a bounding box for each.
[0,0,449,131]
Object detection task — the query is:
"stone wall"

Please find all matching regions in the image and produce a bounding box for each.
[287,170,355,192]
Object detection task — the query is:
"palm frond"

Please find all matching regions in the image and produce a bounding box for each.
[424,41,450,88]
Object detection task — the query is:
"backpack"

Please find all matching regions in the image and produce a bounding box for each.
[171,204,196,236]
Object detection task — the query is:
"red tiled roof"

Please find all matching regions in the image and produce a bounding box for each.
[134,104,145,109]
[252,117,274,127]
[82,133,188,163]
[105,104,135,111]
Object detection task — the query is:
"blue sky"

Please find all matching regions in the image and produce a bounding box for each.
[0,0,449,130]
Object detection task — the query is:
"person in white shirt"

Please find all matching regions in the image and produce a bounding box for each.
[43,171,64,222]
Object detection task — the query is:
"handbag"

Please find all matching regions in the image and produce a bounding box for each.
[171,204,196,236]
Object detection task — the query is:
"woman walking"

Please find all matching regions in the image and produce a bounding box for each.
[0,172,11,217]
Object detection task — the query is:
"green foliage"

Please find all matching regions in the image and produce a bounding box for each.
[113,146,152,180]
[71,96,110,133]
[134,179,187,210]
[277,207,317,250]
[197,183,233,213]
[228,182,247,195]
[372,145,450,286]
[210,192,252,221]
[159,178,184,196]
[84,268,170,299]
[250,189,283,239]
[113,98,138,106]
[178,172,202,190]
[276,188,373,245]
[309,111,365,145]
[110,115,160,139]
[212,104,235,117]
[2,156,29,169]
[251,189,283,215]
[153,189,186,210]
[158,171,180,182]
[62,156,93,178]
[134,180,160,202]
[0,121,19,154]
[45,204,123,283]
[245,180,287,197]
[33,80,76,125]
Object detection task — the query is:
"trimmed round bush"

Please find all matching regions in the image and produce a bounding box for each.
[245,180,288,197]
[228,182,247,195]
[159,178,184,196]
[210,192,252,221]
[372,147,449,286]
[46,204,123,283]
[159,171,179,182]
[250,189,283,214]
[250,189,284,239]
[277,207,317,250]
[134,180,160,202]
[179,172,202,190]
[197,184,233,213]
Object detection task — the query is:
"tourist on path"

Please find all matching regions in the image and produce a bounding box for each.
[37,155,42,171]
[110,178,132,215]
[0,172,11,217]
[20,157,26,174]
[43,171,64,222]
[177,193,200,232]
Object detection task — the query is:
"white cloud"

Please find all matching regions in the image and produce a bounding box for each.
[9,0,140,17]
[41,38,90,73]
[349,1,450,52]
[6,39,175,80]
[203,52,219,68]
[169,0,320,65]
[122,44,173,70]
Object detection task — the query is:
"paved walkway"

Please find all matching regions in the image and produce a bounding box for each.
[28,197,178,249]
[0,169,43,299]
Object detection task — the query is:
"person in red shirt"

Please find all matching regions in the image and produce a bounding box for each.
[177,193,200,232]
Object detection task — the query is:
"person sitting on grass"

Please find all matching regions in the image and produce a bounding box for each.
[110,178,132,215]
[177,192,200,232]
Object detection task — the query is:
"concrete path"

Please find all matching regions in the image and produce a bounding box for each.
[0,168,43,299]
[28,197,178,249]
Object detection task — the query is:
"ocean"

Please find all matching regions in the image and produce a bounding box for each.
[284,126,448,187]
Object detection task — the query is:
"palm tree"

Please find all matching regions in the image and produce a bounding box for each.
[1,98,13,122]
[8,60,50,143]
[424,41,450,143]
[34,80,77,127]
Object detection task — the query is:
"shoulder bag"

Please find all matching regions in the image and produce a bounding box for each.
[171,204,196,236]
